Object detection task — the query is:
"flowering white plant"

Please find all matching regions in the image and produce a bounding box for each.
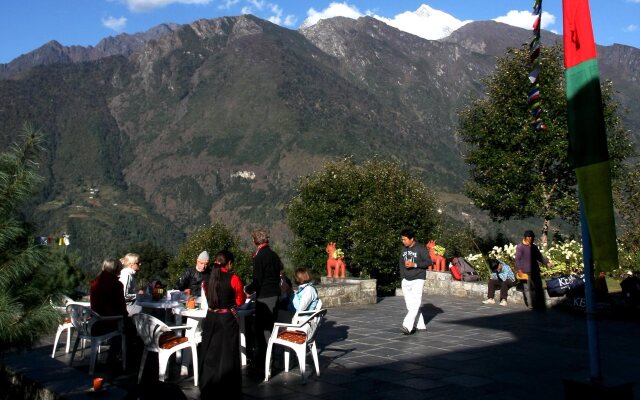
[488,243,517,267]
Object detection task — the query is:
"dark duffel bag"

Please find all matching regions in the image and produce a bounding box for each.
[546,275,584,297]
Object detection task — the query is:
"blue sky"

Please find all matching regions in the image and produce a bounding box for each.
[1,1,638,63]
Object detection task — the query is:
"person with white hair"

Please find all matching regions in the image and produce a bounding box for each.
[177,250,211,296]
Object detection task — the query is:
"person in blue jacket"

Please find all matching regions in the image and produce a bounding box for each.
[482,258,516,306]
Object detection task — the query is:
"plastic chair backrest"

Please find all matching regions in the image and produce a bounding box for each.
[132,313,171,350]
[291,302,326,341]
[66,304,97,337]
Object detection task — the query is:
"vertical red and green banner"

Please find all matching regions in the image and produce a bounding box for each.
[563,0,618,272]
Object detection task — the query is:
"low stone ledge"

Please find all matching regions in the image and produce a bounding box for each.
[395,271,564,306]
[317,277,377,307]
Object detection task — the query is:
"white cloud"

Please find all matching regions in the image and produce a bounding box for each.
[492,10,556,30]
[102,16,127,31]
[283,14,297,27]
[240,5,252,14]
[218,0,239,10]
[624,24,639,32]
[122,0,212,12]
[247,0,266,11]
[374,4,471,40]
[301,2,363,28]
[302,3,469,41]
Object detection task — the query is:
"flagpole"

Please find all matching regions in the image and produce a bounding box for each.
[578,195,601,383]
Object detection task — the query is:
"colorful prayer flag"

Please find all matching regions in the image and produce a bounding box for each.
[563,0,618,272]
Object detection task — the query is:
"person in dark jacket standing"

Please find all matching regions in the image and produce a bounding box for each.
[244,228,283,368]
[399,229,432,335]
[177,251,210,296]
[515,230,552,310]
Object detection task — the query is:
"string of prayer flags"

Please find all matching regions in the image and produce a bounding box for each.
[528,0,546,132]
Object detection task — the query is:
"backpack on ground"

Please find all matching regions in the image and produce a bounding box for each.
[450,257,480,282]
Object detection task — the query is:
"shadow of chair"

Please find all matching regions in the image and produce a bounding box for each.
[132,313,199,386]
[67,303,126,375]
[264,299,327,384]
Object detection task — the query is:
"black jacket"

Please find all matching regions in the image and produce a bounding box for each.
[177,267,210,296]
[245,245,282,298]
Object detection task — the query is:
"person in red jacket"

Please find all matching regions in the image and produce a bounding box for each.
[90,258,129,366]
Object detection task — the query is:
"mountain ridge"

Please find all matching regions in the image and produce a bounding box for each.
[0,15,638,272]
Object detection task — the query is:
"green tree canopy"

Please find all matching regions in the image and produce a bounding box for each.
[457,44,632,243]
[0,125,59,351]
[167,223,252,286]
[287,158,438,294]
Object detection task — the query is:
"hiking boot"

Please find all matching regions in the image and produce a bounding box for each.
[482,298,495,305]
[500,299,508,306]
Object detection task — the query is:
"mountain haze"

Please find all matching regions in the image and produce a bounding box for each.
[0,15,638,272]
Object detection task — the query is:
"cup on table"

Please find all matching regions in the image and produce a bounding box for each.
[92,377,104,391]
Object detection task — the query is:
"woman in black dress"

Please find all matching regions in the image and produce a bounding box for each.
[199,250,246,398]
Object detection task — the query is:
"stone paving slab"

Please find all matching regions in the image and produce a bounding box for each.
[2,294,639,399]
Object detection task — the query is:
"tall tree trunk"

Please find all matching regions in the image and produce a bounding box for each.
[541,218,550,247]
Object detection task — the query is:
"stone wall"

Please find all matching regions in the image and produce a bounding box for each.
[316,277,377,308]
[395,271,563,306]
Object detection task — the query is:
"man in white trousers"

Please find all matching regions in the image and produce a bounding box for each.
[399,229,432,335]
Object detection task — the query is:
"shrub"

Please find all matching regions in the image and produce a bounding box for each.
[167,223,253,287]
[287,158,438,294]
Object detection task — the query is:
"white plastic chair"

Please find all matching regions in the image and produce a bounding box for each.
[67,304,126,375]
[50,295,74,358]
[132,313,199,386]
[264,300,326,383]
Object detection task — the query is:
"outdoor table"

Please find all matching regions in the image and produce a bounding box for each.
[135,295,183,322]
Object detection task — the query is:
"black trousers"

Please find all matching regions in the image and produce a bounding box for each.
[487,279,516,300]
[252,296,278,365]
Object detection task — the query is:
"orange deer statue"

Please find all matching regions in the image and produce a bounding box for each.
[326,242,346,278]
[427,240,446,272]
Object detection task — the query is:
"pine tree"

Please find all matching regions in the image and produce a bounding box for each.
[0,125,59,352]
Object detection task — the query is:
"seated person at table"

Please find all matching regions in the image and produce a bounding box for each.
[482,259,516,306]
[289,267,319,313]
[199,250,246,398]
[90,258,130,365]
[277,267,320,324]
[177,250,211,296]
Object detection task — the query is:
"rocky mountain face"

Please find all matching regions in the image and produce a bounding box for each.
[0,23,178,80]
[0,15,638,270]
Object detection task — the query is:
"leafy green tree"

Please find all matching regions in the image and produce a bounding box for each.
[167,223,253,286]
[287,158,438,294]
[31,250,85,300]
[0,126,59,351]
[458,45,632,244]
[614,161,640,272]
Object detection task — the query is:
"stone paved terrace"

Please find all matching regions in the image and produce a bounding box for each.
[2,294,639,399]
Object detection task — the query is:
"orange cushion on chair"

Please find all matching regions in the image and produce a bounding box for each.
[277,330,307,344]
[158,332,188,349]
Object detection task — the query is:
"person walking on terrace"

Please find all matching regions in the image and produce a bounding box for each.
[399,229,432,335]
[515,230,552,310]
[482,259,516,306]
